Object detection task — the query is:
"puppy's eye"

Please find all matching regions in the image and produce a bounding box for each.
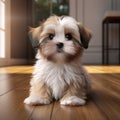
[49,34,54,40]
[65,34,73,40]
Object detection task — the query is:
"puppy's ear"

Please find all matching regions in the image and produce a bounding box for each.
[77,23,92,49]
[28,26,41,49]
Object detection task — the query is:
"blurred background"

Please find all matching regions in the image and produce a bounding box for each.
[0,0,120,66]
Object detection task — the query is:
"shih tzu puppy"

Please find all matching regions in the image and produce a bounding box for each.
[24,15,92,106]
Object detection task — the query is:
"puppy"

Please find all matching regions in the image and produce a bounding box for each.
[24,15,92,106]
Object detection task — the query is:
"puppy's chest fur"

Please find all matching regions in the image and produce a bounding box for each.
[32,58,87,100]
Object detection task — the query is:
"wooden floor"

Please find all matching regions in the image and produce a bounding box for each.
[0,66,120,120]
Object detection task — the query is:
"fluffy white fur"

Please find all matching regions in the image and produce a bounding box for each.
[60,96,86,105]
[24,15,91,106]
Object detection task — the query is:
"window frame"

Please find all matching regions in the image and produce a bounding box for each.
[0,0,5,58]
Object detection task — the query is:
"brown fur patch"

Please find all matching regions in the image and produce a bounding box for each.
[30,80,52,102]
[40,42,83,63]
[60,80,88,103]
[43,15,60,26]
[77,23,92,49]
[29,26,42,41]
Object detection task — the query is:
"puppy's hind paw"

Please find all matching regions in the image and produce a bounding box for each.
[60,96,86,106]
[24,96,51,106]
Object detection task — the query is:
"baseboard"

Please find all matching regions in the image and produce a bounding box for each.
[27,59,36,65]
[0,58,28,67]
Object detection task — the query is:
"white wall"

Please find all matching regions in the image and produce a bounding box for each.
[70,0,120,64]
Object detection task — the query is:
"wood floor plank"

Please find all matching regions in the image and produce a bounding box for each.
[0,65,120,120]
[0,66,33,120]
[90,74,120,120]
[29,103,54,120]
[0,66,33,74]
[51,101,106,120]
[0,74,30,96]
[0,69,32,95]
[0,79,33,120]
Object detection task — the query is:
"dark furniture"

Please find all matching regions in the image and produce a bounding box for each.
[102,11,120,65]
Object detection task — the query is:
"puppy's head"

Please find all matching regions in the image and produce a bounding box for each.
[29,15,92,63]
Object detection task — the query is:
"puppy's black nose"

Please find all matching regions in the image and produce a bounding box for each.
[56,42,64,49]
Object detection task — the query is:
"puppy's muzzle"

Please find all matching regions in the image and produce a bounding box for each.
[56,42,64,49]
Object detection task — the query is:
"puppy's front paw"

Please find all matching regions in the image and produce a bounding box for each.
[24,96,51,105]
[60,96,86,106]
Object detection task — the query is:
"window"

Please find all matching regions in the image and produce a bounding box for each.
[34,0,69,26]
[0,0,5,58]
